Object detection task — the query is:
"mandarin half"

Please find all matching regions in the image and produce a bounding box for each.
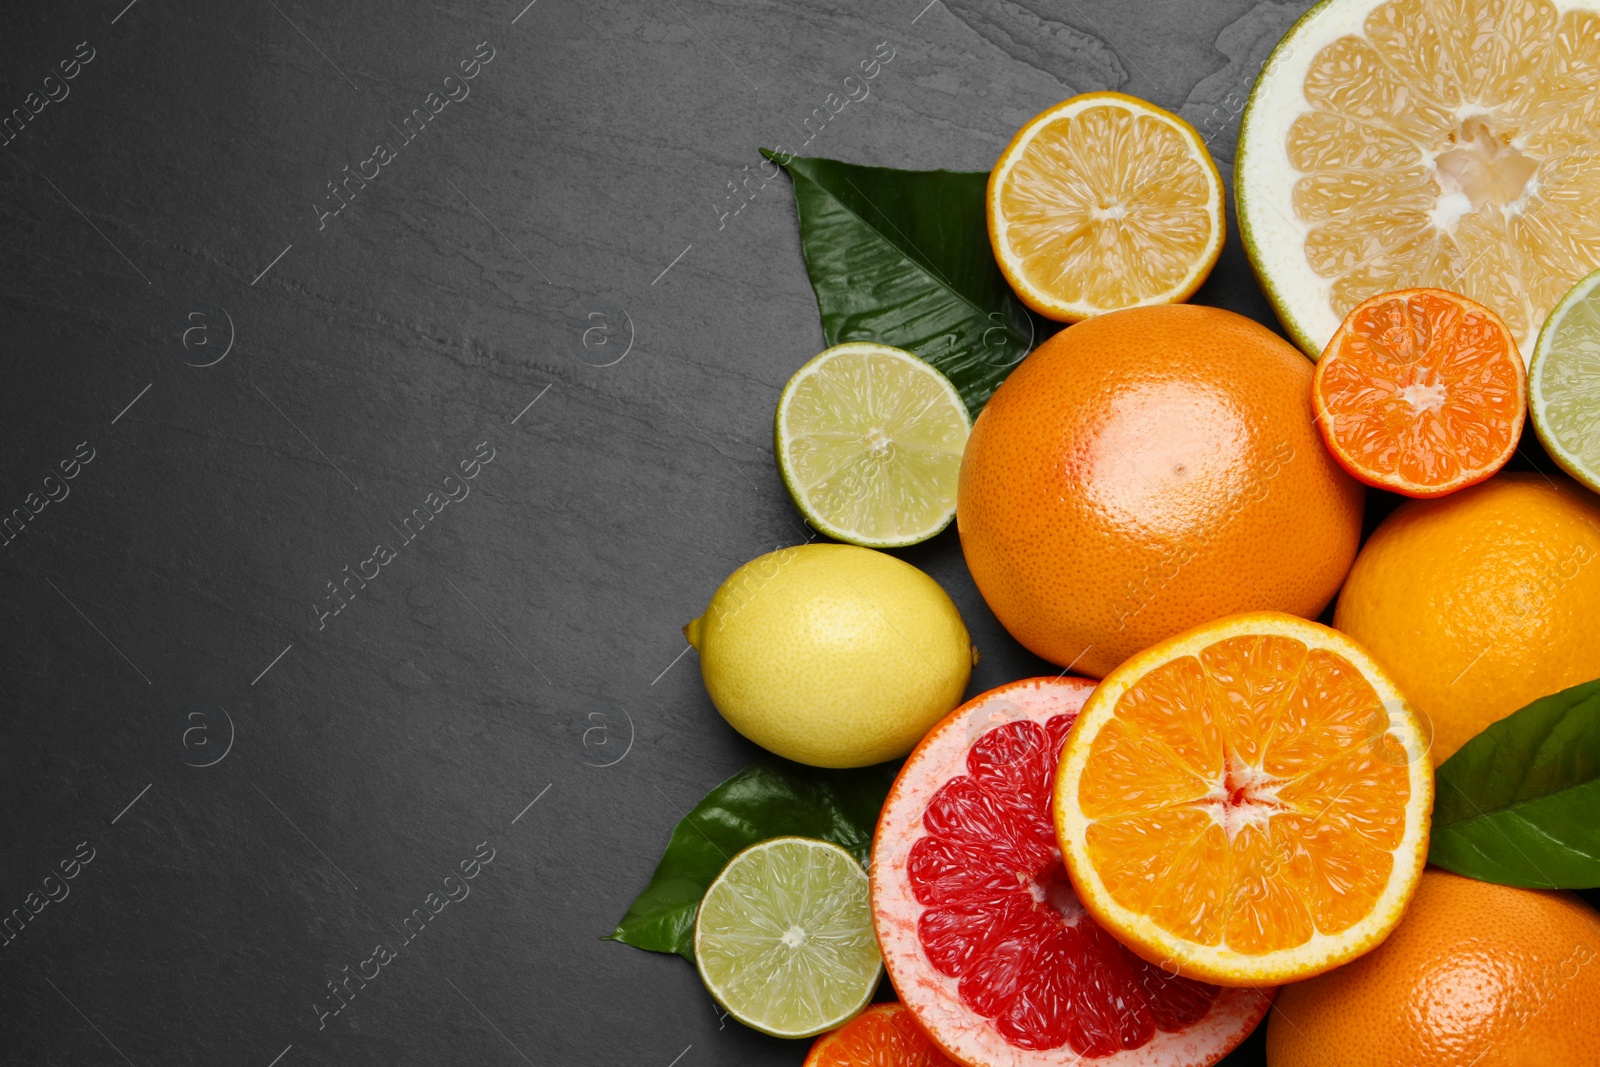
[957,304,1363,677]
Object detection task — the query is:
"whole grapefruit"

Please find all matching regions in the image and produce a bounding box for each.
[1334,473,1600,765]
[1266,869,1600,1067]
[957,304,1363,678]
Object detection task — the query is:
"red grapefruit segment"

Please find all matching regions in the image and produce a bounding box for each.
[872,678,1272,1066]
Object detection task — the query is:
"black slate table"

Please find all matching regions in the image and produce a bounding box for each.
[0,1,1322,1062]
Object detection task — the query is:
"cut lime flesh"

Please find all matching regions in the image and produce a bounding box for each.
[693,837,882,1038]
[1531,267,1600,494]
[775,343,970,548]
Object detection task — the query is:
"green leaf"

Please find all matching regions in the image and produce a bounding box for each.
[607,759,897,959]
[1430,678,1600,888]
[764,150,1050,416]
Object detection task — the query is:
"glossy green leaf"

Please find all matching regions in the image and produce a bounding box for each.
[606,759,897,960]
[764,151,1049,415]
[1430,678,1600,888]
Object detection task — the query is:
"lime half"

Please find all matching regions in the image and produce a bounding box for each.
[1531,267,1600,494]
[775,343,970,548]
[693,836,881,1038]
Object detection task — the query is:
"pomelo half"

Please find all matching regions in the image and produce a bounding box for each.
[1237,0,1600,359]
[871,678,1271,1067]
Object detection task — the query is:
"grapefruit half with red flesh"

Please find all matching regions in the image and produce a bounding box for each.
[871,677,1271,1066]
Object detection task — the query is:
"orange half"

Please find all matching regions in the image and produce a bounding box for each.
[1313,288,1526,498]
[1052,612,1433,987]
[987,92,1225,322]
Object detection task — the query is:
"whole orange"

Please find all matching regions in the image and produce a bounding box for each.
[956,304,1363,677]
[1267,869,1600,1067]
[1334,473,1600,765]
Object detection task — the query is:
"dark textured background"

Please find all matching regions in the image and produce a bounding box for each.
[0,1,1344,1063]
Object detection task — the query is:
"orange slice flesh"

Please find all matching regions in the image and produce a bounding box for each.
[1053,612,1433,987]
[988,92,1225,322]
[1314,288,1526,497]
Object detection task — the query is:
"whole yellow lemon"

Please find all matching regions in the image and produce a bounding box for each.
[686,544,975,768]
[1334,473,1600,765]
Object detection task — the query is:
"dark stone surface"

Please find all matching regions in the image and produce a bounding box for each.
[0,1,1319,1062]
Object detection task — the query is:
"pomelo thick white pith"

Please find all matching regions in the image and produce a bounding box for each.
[775,343,970,548]
[1237,0,1600,360]
[871,678,1272,1067]
[1531,266,1600,493]
[695,837,882,1039]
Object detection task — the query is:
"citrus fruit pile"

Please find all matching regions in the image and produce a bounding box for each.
[617,2,1600,1063]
